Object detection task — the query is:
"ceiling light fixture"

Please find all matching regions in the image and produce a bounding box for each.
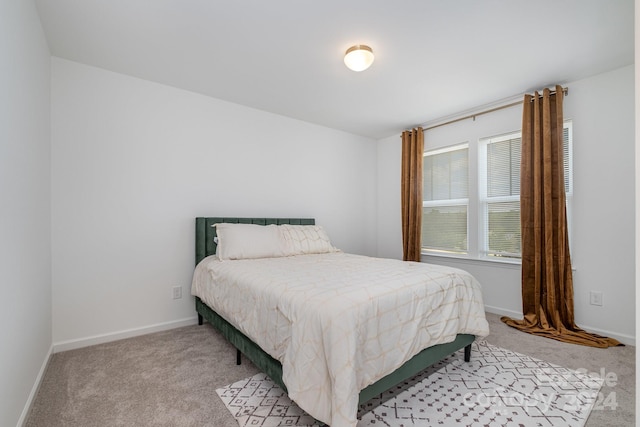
[344,45,374,72]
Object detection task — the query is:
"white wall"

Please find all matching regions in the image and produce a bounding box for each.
[51,58,377,348]
[0,1,52,426]
[567,66,635,343]
[377,65,635,345]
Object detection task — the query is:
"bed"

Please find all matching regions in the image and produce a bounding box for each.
[192,217,489,427]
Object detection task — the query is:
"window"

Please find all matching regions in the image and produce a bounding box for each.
[422,144,469,255]
[422,121,573,261]
[480,132,522,258]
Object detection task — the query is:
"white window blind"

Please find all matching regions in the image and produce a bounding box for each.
[481,132,522,258]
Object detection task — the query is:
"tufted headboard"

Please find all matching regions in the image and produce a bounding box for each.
[195,217,315,266]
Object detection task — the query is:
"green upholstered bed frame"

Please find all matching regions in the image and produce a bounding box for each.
[194,217,474,408]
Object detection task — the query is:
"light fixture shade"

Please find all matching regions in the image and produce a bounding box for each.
[344,45,374,72]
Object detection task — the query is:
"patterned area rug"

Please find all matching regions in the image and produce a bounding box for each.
[216,341,603,427]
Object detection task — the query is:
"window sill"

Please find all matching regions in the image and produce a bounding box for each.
[421,252,521,269]
[421,252,577,271]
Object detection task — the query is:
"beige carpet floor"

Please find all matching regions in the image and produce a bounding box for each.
[25,313,635,426]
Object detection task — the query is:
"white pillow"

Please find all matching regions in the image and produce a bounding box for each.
[213,223,286,260]
[280,224,339,255]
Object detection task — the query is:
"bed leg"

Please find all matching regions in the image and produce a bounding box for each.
[236,349,241,365]
[198,314,203,325]
[464,344,471,362]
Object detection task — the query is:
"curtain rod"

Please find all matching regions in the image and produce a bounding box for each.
[421,86,568,132]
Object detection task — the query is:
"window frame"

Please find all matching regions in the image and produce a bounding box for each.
[478,130,523,260]
[421,143,469,256]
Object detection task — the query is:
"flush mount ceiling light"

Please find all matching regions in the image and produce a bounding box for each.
[344,45,374,72]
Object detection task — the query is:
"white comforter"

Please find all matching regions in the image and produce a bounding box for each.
[191,252,489,427]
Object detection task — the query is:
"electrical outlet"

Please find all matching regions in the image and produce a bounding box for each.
[172,286,182,300]
[589,291,603,306]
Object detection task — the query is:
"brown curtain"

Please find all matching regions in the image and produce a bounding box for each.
[501,86,621,348]
[401,127,424,262]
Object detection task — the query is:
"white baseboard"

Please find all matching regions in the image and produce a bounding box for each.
[575,324,636,346]
[484,305,635,346]
[484,305,523,319]
[52,317,199,353]
[17,344,53,427]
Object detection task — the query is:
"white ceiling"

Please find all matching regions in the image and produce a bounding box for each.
[35,0,634,139]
